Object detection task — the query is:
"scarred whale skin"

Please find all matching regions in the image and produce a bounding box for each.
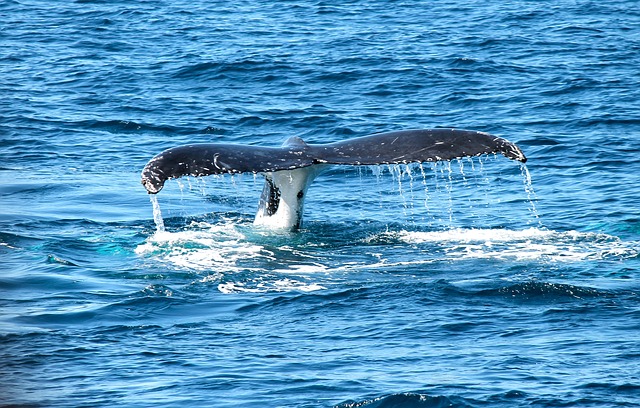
[141,129,526,194]
[141,129,527,230]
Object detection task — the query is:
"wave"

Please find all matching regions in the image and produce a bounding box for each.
[470,281,610,303]
[81,119,181,134]
[172,59,296,80]
[336,384,640,408]
[336,393,479,408]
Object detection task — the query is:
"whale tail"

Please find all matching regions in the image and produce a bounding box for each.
[141,129,527,230]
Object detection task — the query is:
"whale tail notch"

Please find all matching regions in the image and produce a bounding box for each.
[141,128,527,230]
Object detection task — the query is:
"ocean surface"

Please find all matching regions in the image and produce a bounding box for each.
[2,0,640,406]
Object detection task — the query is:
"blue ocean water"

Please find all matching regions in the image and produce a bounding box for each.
[2,0,640,406]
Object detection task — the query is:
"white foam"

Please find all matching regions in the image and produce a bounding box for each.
[218,278,326,294]
[135,221,268,271]
[389,227,637,262]
[135,221,333,293]
[136,222,638,294]
[394,227,551,243]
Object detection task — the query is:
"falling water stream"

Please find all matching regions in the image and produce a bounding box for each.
[146,159,538,232]
[150,194,165,232]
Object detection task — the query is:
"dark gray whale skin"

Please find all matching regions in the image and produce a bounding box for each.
[141,129,527,194]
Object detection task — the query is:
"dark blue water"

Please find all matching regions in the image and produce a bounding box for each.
[2,1,640,407]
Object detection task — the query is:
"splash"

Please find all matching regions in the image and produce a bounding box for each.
[135,221,330,294]
[135,157,637,294]
[135,221,265,271]
[136,218,639,296]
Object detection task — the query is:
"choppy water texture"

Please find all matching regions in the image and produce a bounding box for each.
[2,1,640,407]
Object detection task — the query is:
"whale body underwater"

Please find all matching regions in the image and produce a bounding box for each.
[141,129,527,230]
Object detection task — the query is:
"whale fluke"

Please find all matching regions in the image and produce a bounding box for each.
[318,129,526,165]
[141,129,527,229]
[140,143,316,194]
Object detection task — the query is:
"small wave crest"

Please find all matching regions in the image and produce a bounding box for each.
[336,393,477,408]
